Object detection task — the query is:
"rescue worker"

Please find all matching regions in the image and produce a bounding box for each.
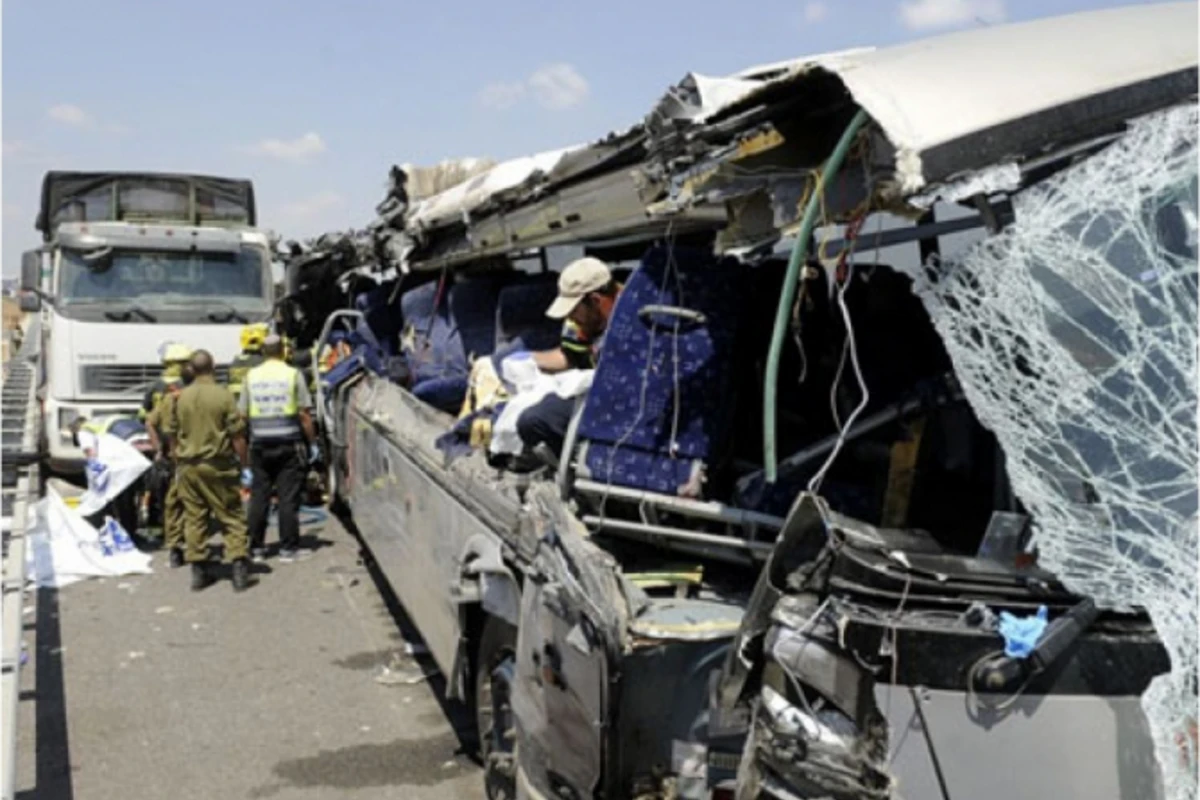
[228,323,269,402]
[517,257,622,454]
[145,361,195,568]
[141,342,193,531]
[165,349,252,592]
[70,414,156,543]
[240,334,318,563]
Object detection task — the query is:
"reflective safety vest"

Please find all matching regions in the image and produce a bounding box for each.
[244,359,303,442]
[228,352,264,400]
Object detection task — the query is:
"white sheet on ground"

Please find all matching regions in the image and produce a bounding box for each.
[490,352,594,456]
[75,432,152,517]
[26,485,153,589]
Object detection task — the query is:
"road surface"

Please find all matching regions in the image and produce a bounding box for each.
[13,482,484,799]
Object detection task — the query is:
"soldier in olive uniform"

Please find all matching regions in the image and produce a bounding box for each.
[146,361,194,569]
[165,349,253,592]
[141,342,193,530]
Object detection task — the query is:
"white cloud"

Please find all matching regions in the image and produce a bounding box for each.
[47,103,93,127]
[899,0,1005,30]
[528,63,590,110]
[803,2,828,23]
[244,132,327,162]
[46,104,129,134]
[279,191,344,220]
[478,81,528,111]
[478,63,590,112]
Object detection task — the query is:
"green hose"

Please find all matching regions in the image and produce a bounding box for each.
[762,107,869,484]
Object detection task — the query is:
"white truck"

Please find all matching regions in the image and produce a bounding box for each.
[20,171,275,474]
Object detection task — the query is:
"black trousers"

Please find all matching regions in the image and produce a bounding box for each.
[515,393,576,455]
[247,441,306,552]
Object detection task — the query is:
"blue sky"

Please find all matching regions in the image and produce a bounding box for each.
[1,0,1167,273]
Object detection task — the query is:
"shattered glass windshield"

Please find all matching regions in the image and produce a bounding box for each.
[906,104,1197,799]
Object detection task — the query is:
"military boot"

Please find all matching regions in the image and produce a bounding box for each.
[231,559,252,592]
[190,563,213,592]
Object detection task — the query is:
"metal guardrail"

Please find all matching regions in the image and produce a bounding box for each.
[2,315,41,800]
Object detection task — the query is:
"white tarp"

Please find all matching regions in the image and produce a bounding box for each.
[26,486,153,589]
[75,433,152,517]
[490,353,593,456]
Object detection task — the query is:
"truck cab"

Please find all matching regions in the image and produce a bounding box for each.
[22,171,274,473]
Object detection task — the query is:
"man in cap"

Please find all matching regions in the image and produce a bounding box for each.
[165,349,252,592]
[240,333,317,563]
[141,342,192,533]
[517,257,621,454]
[146,360,195,568]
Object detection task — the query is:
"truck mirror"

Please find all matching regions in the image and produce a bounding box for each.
[20,250,40,292]
[18,291,40,313]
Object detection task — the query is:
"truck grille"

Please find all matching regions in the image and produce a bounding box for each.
[79,364,230,396]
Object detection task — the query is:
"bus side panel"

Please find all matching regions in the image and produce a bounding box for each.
[347,411,484,680]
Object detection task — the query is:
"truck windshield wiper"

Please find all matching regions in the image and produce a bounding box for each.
[206,302,249,324]
[103,304,158,323]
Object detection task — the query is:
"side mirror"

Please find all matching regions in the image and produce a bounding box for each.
[20,250,40,292]
[18,292,40,313]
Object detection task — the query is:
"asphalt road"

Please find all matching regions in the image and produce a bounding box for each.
[14,482,484,799]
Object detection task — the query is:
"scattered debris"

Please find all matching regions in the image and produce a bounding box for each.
[374,664,437,686]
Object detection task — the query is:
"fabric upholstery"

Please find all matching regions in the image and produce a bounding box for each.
[575,245,746,496]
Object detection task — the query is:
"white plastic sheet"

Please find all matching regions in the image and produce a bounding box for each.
[489,352,594,456]
[26,486,153,589]
[75,433,152,517]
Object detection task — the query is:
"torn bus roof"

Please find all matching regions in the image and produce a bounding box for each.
[646,3,1197,201]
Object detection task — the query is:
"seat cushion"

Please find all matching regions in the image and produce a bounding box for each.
[495,276,561,352]
[575,245,747,495]
[400,278,464,384]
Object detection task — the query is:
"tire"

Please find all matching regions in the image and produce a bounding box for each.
[326,449,347,515]
[475,615,518,800]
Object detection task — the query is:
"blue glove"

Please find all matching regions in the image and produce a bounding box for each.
[998,605,1049,659]
[308,442,320,464]
[240,467,253,488]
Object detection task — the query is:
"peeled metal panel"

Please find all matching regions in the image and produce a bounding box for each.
[894,687,1164,800]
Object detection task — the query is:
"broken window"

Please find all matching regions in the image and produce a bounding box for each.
[906,104,1198,798]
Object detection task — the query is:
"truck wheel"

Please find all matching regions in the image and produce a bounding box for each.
[475,615,518,800]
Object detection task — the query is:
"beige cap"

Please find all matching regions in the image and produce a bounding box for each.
[546,257,612,319]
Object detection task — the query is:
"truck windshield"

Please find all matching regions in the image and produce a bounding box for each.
[59,246,269,308]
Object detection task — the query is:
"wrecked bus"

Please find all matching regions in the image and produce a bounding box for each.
[296,4,1196,798]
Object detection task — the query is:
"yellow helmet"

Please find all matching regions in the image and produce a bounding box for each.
[240,323,269,352]
[160,342,194,364]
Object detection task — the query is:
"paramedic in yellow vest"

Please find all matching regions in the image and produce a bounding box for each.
[229,323,269,402]
[240,333,318,563]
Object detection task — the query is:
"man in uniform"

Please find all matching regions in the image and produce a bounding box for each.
[146,361,194,568]
[228,323,269,402]
[165,349,252,592]
[241,334,317,563]
[70,414,156,543]
[141,342,193,530]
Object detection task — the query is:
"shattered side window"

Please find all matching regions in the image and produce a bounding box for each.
[907,104,1198,799]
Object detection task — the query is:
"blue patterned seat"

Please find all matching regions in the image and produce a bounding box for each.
[494,275,561,353]
[574,245,747,497]
[400,274,510,413]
